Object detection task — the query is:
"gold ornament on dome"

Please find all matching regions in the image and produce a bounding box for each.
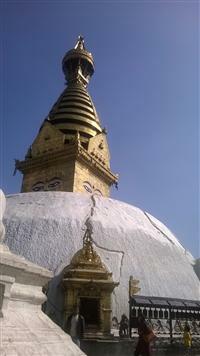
[70,224,106,271]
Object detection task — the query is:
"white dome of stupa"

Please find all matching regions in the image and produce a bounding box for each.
[4,191,199,320]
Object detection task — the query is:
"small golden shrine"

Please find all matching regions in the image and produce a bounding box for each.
[61,221,118,338]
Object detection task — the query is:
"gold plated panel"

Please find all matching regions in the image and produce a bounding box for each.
[54,108,97,121]
[53,115,102,131]
[59,101,94,113]
[55,123,98,136]
[61,95,92,106]
[66,88,90,97]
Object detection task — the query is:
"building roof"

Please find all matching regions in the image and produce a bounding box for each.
[130,295,200,309]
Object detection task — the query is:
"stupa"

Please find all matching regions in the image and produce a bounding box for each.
[4,37,199,336]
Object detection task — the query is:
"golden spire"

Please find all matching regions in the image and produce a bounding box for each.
[48,36,102,141]
[16,36,118,197]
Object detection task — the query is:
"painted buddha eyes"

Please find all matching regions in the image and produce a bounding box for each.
[48,179,61,190]
[83,181,102,196]
[32,178,61,191]
[32,182,44,191]
[83,182,93,193]
[32,179,102,194]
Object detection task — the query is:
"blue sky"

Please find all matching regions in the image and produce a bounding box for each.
[1,1,199,257]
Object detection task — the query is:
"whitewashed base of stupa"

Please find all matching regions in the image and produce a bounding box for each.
[0,189,86,356]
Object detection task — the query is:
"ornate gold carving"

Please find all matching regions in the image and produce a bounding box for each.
[62,218,119,337]
[71,222,106,271]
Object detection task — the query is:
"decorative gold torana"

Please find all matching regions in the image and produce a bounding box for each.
[62,223,119,338]
[15,36,118,197]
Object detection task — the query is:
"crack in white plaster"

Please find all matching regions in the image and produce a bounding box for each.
[83,194,125,281]
[143,212,192,263]
[143,211,175,245]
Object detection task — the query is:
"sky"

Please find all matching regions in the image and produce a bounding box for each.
[1,1,199,258]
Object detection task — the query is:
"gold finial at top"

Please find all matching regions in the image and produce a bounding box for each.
[74,35,85,50]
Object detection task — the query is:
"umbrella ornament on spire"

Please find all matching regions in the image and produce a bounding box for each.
[62,35,94,87]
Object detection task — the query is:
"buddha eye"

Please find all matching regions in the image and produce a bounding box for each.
[84,185,92,193]
[32,182,44,191]
[48,178,61,190]
[83,181,93,193]
[33,186,44,191]
[48,181,60,188]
